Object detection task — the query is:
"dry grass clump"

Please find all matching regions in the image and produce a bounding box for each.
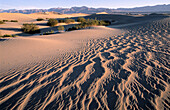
[58,25,65,32]
[67,18,110,31]
[0,20,4,24]
[10,20,18,22]
[21,23,40,34]
[0,34,17,38]
[47,19,58,27]
[64,18,75,24]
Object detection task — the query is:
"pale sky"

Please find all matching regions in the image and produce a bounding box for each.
[0,0,170,9]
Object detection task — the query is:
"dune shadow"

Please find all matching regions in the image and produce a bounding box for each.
[0,28,21,32]
[0,39,8,42]
[36,23,48,26]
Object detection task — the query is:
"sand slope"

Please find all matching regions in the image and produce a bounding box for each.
[0,12,88,22]
[0,16,170,110]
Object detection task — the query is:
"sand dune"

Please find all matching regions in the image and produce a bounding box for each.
[0,12,88,36]
[0,13,35,22]
[0,12,88,22]
[0,15,170,110]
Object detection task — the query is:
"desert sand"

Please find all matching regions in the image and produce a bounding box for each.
[0,14,170,110]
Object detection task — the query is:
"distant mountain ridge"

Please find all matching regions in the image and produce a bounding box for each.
[117,4,170,12]
[0,4,170,14]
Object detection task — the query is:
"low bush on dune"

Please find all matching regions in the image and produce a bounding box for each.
[42,30,54,35]
[0,34,17,38]
[10,20,18,22]
[36,18,44,21]
[64,18,75,24]
[67,18,110,31]
[80,18,110,27]
[58,19,65,23]
[2,20,9,22]
[47,18,58,27]
[0,20,4,24]
[77,17,86,23]
[1,20,18,23]
[67,26,78,31]
[58,25,65,32]
[21,23,40,34]
[103,20,112,25]
[58,19,75,24]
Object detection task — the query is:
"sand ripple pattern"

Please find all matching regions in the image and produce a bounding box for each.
[0,18,170,110]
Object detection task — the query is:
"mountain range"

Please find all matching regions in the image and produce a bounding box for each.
[0,4,170,14]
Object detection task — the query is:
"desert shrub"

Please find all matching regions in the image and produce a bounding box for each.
[58,19,65,23]
[47,19,58,27]
[36,18,44,21]
[42,30,54,35]
[66,18,111,32]
[74,25,81,30]
[79,18,99,27]
[67,26,77,31]
[64,19,75,24]
[103,20,111,25]
[21,23,40,34]
[80,18,110,27]
[11,20,18,22]
[58,25,65,32]
[3,34,11,37]
[98,20,111,26]
[77,17,86,22]
[1,34,17,38]
[3,20,9,22]
[0,20,4,24]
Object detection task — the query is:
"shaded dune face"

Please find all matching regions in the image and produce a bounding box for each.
[0,17,170,110]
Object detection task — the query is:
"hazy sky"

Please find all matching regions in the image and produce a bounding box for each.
[0,0,170,9]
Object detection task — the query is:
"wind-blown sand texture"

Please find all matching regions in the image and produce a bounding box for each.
[0,15,170,110]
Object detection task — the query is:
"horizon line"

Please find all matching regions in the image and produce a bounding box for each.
[0,3,169,10]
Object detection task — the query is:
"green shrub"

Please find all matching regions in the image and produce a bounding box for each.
[42,30,54,35]
[103,20,111,25]
[77,17,86,22]
[0,20,4,24]
[1,34,17,38]
[64,19,75,24]
[67,26,77,31]
[3,34,11,37]
[3,20,9,22]
[58,25,65,32]
[98,20,111,26]
[66,18,111,32]
[58,19,65,23]
[21,23,40,34]
[47,19,58,27]
[79,18,99,27]
[10,20,18,22]
[36,18,44,21]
